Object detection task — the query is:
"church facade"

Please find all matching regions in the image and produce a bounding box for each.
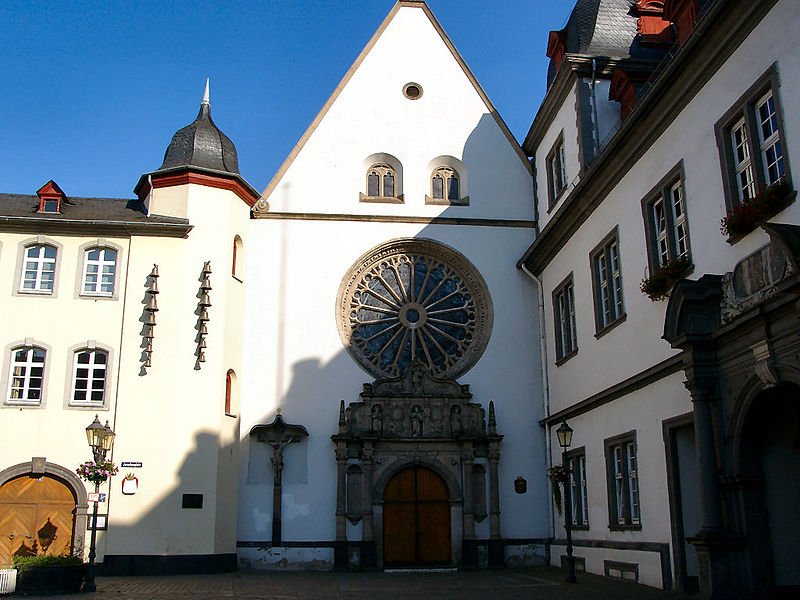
[0,1,797,597]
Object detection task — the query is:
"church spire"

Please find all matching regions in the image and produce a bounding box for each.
[202,78,210,106]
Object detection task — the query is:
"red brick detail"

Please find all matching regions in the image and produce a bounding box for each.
[35,179,66,213]
[546,30,567,74]
[143,171,258,207]
[609,70,651,121]
[664,0,699,45]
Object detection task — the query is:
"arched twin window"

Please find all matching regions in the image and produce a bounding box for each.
[431,167,460,201]
[366,164,397,199]
[426,156,468,205]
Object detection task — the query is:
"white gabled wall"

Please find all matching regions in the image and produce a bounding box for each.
[266,5,533,222]
[239,2,544,567]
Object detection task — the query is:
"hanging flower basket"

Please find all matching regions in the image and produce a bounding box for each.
[640,257,692,301]
[548,465,570,516]
[720,180,792,238]
[76,460,118,485]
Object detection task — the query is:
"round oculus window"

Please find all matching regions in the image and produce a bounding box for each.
[403,82,423,100]
[337,239,492,380]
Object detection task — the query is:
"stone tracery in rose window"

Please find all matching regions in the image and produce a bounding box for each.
[338,240,492,380]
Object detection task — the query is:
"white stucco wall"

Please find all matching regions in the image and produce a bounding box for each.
[238,3,544,564]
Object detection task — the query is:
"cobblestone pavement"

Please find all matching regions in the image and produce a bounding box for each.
[14,567,690,599]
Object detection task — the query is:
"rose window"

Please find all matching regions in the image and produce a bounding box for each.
[338,239,492,379]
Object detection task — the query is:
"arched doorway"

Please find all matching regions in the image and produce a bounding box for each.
[383,466,451,566]
[0,475,77,565]
[738,383,800,593]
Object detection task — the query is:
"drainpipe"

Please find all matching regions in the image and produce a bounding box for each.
[519,261,555,550]
[591,58,601,155]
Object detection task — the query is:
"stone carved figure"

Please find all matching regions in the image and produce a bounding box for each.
[411,404,424,437]
[450,404,462,436]
[371,404,383,434]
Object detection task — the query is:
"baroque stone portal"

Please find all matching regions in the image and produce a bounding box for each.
[337,239,493,380]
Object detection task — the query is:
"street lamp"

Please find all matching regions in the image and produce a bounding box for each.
[83,415,115,593]
[556,420,576,583]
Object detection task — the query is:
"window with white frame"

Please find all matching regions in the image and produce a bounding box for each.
[6,346,46,404]
[71,349,108,405]
[716,65,791,210]
[365,163,397,199]
[605,433,640,528]
[643,163,691,271]
[567,449,589,527]
[552,275,577,362]
[20,244,57,293]
[590,229,625,332]
[546,133,567,209]
[82,248,117,296]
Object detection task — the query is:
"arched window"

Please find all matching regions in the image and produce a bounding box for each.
[225,369,237,417]
[365,164,397,199]
[232,235,244,280]
[7,346,46,404]
[21,244,57,293]
[71,349,108,406]
[431,167,459,201]
[425,157,468,206]
[82,247,117,296]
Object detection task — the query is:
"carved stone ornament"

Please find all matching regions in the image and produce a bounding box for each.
[750,340,779,389]
[342,361,487,440]
[721,238,793,323]
[337,239,493,380]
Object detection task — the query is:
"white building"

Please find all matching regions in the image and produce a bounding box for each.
[0,0,797,597]
[519,0,799,597]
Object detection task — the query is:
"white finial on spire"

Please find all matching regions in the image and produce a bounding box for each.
[202,78,210,105]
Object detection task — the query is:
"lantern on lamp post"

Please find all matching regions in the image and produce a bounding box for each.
[82,415,115,593]
[556,420,576,583]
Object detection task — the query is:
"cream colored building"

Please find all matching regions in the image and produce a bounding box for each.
[1,1,798,596]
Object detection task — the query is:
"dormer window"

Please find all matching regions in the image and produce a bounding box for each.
[35,180,66,214]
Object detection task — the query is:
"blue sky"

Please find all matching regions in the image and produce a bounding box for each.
[0,1,574,198]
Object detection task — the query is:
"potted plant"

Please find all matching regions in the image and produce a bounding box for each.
[548,465,570,516]
[640,256,692,301]
[720,179,793,238]
[75,459,118,485]
[13,554,86,595]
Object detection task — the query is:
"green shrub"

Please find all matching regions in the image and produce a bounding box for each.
[12,554,83,572]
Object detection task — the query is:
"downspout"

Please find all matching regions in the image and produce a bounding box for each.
[519,261,555,556]
[591,58,601,155]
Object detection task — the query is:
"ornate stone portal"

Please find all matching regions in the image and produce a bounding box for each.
[331,361,503,569]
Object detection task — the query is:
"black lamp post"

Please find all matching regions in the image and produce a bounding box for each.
[83,415,115,593]
[556,420,576,583]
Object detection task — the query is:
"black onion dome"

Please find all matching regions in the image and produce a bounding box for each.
[160,96,239,175]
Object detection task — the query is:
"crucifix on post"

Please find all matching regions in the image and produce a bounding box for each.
[249,411,309,546]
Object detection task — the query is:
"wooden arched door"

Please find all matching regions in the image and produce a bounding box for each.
[383,466,450,566]
[0,475,76,566]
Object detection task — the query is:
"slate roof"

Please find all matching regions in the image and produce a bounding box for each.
[0,193,190,236]
[158,101,239,175]
[547,0,667,84]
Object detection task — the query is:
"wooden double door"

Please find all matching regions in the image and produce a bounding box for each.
[0,476,76,566]
[383,466,451,566]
